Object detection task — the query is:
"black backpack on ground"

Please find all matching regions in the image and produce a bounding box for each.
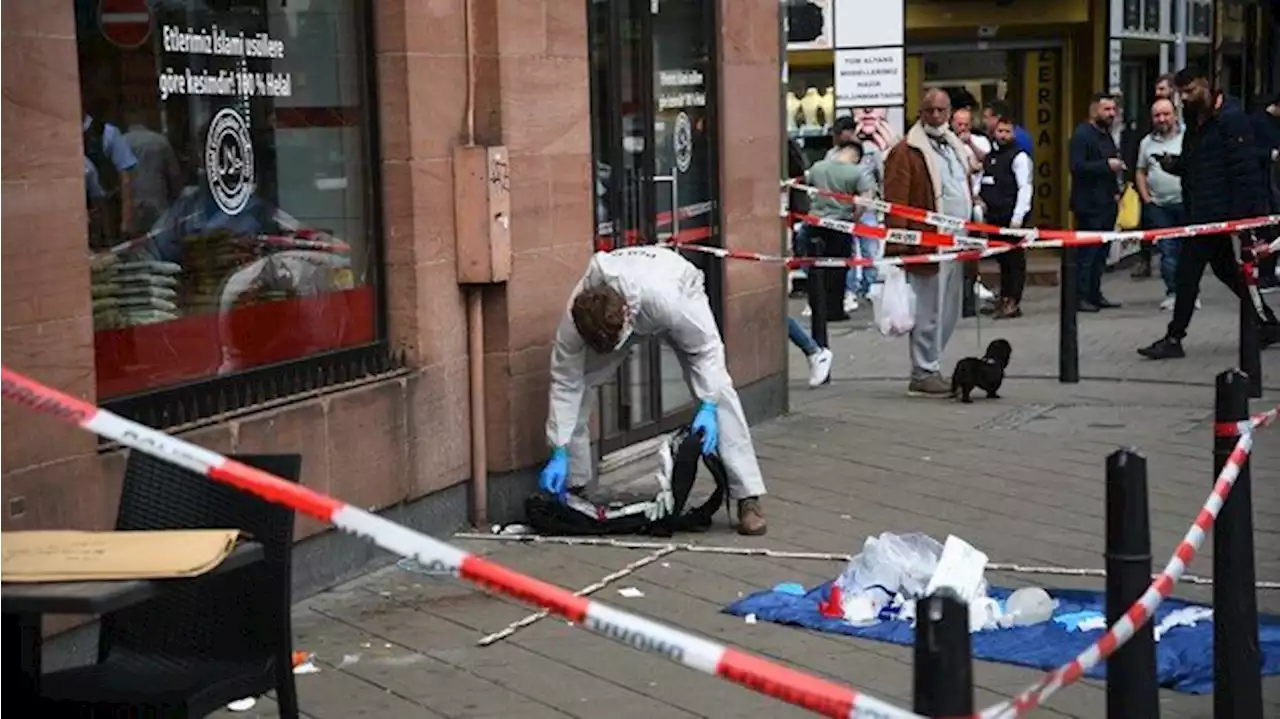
[522,428,729,538]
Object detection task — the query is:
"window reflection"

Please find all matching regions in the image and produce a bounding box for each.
[76,0,378,399]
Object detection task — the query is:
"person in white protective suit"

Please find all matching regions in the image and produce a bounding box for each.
[538,246,769,536]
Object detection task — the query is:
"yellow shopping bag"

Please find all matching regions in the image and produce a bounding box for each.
[1116,183,1141,230]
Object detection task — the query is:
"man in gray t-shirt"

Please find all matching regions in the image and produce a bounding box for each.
[1135,98,1186,303]
[805,146,875,320]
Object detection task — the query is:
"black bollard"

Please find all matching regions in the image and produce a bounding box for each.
[913,588,974,718]
[1212,370,1263,719]
[1104,448,1159,719]
[1059,247,1079,383]
[1238,242,1263,398]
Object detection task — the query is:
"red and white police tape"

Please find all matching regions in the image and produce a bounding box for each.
[0,366,919,719]
[784,178,1280,246]
[979,421,1267,719]
[4,365,1274,719]
[1214,406,1279,438]
[675,240,1014,270]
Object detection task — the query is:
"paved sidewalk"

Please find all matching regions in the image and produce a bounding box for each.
[215,273,1279,719]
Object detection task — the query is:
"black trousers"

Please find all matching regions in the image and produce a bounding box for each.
[1074,207,1118,305]
[1259,225,1279,283]
[1167,234,1278,340]
[989,215,1027,303]
[808,226,853,319]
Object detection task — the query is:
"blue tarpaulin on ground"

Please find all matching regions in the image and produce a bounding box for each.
[723,583,1280,694]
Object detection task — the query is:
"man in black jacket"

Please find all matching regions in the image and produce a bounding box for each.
[1069,92,1126,312]
[978,112,1033,318]
[1137,67,1280,359]
[1250,93,1280,293]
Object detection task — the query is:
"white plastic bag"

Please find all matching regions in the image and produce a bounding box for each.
[872,266,916,337]
[834,532,944,621]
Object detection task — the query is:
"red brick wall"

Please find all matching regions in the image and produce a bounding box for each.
[718,0,785,387]
[0,0,784,541]
[1,1,109,528]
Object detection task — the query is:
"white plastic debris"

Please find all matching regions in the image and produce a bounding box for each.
[338,654,361,668]
[924,535,990,606]
[1154,606,1213,640]
[617,587,645,598]
[293,659,321,675]
[227,698,256,712]
[999,587,1056,628]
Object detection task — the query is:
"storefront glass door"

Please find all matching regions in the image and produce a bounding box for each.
[588,0,723,455]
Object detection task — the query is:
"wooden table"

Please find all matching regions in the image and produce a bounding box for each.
[1,541,264,705]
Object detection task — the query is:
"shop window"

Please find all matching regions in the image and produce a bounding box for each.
[75,0,385,415]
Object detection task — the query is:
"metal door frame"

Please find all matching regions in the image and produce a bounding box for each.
[589,0,724,456]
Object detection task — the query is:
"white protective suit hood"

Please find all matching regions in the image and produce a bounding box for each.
[545,247,731,449]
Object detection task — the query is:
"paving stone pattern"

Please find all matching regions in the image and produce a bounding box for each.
[213,274,1279,718]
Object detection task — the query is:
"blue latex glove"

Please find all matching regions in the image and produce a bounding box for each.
[538,446,569,499]
[691,401,719,455]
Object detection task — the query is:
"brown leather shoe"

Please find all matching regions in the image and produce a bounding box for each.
[737,497,767,536]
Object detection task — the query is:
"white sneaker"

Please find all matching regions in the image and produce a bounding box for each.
[1160,296,1201,311]
[801,305,812,317]
[843,292,859,313]
[807,348,833,387]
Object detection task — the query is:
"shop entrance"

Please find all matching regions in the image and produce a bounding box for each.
[910,43,1066,231]
[587,0,724,454]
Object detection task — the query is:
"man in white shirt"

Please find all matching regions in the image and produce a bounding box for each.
[951,107,991,203]
[122,109,185,233]
[1135,98,1188,309]
[83,113,138,247]
[976,113,1034,318]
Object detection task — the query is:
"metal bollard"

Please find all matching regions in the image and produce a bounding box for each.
[1238,242,1263,398]
[913,589,974,718]
[1212,370,1263,718]
[1104,448,1159,719]
[1059,247,1079,383]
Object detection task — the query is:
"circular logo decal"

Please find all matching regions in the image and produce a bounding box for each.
[673,112,693,174]
[205,108,255,216]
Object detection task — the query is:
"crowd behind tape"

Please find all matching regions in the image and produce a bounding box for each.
[606,180,1280,267]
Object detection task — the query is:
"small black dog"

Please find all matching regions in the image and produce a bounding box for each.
[950,339,1012,403]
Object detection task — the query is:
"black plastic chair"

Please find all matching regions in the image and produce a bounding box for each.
[41,453,302,718]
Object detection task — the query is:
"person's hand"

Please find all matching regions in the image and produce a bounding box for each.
[871,119,897,151]
[1107,158,1126,172]
[691,401,719,455]
[1270,148,1279,164]
[538,446,569,499]
[1010,218,1023,229]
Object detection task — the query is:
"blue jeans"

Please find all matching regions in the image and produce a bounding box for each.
[787,317,819,355]
[845,234,879,296]
[1143,202,1186,296]
[792,224,814,278]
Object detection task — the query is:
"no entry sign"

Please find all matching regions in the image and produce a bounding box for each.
[99,0,154,49]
